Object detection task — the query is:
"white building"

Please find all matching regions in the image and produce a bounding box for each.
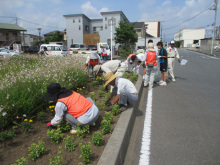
[174,29,205,48]
[145,21,160,38]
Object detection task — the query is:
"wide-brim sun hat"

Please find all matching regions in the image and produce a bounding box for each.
[44,83,72,101]
[170,40,175,44]
[93,65,101,75]
[104,72,119,87]
[148,43,155,51]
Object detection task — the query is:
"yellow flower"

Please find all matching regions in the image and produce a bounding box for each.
[49,106,52,109]
[51,110,54,112]
[52,105,55,108]
[29,119,33,123]
[80,88,82,90]
[5,130,7,133]
[83,87,85,89]
[24,119,28,122]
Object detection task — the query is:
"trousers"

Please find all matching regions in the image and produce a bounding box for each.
[144,67,155,87]
[167,58,175,79]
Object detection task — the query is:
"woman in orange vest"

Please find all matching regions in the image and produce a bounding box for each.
[144,43,157,88]
[101,44,108,62]
[44,83,99,134]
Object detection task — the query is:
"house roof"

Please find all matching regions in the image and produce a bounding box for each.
[63,14,91,21]
[100,11,129,22]
[133,22,145,29]
[0,23,26,31]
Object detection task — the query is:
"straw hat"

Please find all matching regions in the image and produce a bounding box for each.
[93,65,101,75]
[148,43,155,51]
[104,72,119,87]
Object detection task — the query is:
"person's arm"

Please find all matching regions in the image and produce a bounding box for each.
[175,48,180,61]
[111,94,120,105]
[50,102,67,126]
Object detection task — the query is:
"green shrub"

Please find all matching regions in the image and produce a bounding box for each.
[104,112,113,123]
[47,128,63,143]
[76,124,90,138]
[21,120,32,132]
[90,92,95,101]
[100,120,111,134]
[112,104,120,116]
[49,146,63,165]
[37,112,46,120]
[92,132,102,146]
[79,142,92,164]
[58,121,71,132]
[28,140,46,161]
[63,135,77,152]
[122,72,129,79]
[11,157,28,165]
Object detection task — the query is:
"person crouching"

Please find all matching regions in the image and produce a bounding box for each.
[44,83,99,134]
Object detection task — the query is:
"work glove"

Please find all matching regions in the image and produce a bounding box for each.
[178,58,181,63]
[84,63,88,68]
[47,122,52,128]
[157,56,161,58]
[105,98,111,105]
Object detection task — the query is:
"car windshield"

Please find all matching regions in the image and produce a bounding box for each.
[70,44,79,48]
[59,46,67,51]
[104,44,109,49]
[137,46,145,49]
[88,45,96,48]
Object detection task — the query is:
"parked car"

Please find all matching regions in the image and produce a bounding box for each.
[24,46,39,54]
[70,44,87,52]
[136,46,146,54]
[88,45,97,50]
[39,44,68,57]
[21,46,30,52]
[0,48,20,59]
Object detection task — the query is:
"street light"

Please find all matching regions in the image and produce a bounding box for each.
[144,24,148,50]
[37,28,42,46]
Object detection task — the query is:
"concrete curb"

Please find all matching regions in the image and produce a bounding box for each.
[97,74,143,165]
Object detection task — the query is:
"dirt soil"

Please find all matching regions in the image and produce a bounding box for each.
[0,85,121,165]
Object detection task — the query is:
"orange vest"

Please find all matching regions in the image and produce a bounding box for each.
[128,54,135,60]
[89,59,98,66]
[146,51,157,66]
[58,91,93,118]
[102,48,107,56]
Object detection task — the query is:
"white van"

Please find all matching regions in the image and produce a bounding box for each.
[97,43,111,57]
[39,44,68,57]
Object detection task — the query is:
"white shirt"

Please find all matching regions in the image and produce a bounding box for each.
[101,60,121,74]
[166,46,180,59]
[51,101,67,126]
[115,77,137,95]
[136,53,146,62]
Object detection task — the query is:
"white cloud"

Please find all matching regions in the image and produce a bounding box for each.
[163,0,172,6]
[138,0,156,9]
[99,7,110,13]
[185,0,195,7]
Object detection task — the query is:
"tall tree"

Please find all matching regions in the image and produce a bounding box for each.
[45,31,64,44]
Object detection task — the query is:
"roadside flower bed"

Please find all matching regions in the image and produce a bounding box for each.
[0,55,138,164]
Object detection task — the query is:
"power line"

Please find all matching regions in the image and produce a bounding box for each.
[163,2,214,30]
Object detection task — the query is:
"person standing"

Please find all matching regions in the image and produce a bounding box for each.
[101,44,108,62]
[144,43,157,88]
[157,42,168,86]
[166,41,180,82]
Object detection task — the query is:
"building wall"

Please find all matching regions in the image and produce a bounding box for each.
[90,20,103,34]
[66,16,83,48]
[145,21,160,38]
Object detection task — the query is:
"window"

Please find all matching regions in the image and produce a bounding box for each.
[55,46,61,51]
[47,46,55,51]
[93,27,96,32]
[79,25,81,30]
[79,18,81,22]
[101,26,103,30]
[73,19,75,23]
[80,44,86,48]
[105,24,107,29]
[105,17,107,21]
[85,25,89,31]
[71,39,73,44]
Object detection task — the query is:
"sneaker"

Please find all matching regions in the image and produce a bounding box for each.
[160,81,167,86]
[172,79,176,82]
[119,105,127,112]
[158,80,164,84]
[70,126,77,134]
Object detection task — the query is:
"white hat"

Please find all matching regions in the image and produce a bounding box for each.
[170,40,175,44]
[90,51,98,59]
[148,43,155,51]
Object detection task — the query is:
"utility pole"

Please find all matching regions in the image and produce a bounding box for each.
[211,0,218,55]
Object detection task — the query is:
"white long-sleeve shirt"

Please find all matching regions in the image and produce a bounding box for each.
[166,46,180,59]
[100,60,121,74]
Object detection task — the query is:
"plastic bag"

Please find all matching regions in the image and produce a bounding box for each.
[180,59,188,66]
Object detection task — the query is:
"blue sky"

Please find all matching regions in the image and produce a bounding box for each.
[0,0,219,41]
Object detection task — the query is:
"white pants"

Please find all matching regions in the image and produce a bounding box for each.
[144,67,155,87]
[167,58,175,80]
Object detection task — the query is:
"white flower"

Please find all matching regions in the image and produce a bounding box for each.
[2,112,7,116]
[23,114,26,117]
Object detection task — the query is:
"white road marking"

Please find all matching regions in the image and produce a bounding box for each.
[183,49,219,60]
[139,88,153,165]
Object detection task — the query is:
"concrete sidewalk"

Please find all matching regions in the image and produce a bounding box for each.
[185,48,220,58]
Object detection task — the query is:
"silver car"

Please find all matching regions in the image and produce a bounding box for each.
[0,48,20,59]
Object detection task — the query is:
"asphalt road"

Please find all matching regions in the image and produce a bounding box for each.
[124,49,220,165]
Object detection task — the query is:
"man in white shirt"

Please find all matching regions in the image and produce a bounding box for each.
[93,60,126,78]
[104,72,138,111]
[166,41,180,82]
